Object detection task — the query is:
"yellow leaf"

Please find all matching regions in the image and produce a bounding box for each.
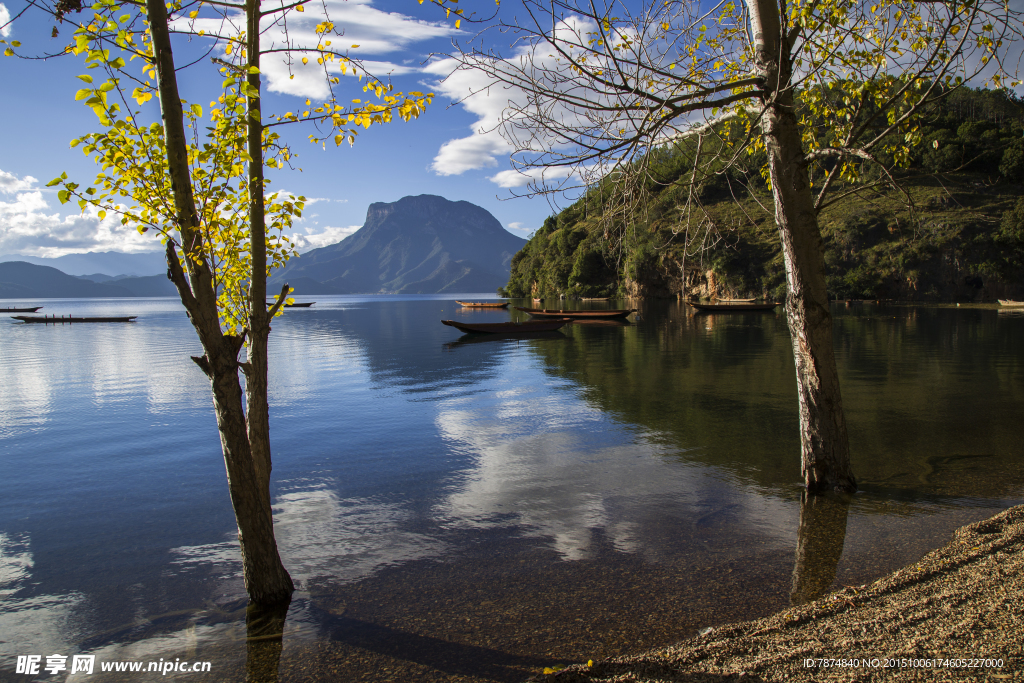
[295,3,304,10]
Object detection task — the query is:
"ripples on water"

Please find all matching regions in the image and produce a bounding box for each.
[0,297,1021,681]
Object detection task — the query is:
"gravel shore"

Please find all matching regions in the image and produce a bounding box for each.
[531,505,1024,682]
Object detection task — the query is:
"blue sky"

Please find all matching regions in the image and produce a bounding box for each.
[0,0,563,257]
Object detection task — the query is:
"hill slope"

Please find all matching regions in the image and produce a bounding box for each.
[505,87,1024,302]
[274,195,526,294]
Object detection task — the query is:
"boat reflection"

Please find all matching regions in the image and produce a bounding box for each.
[443,330,568,349]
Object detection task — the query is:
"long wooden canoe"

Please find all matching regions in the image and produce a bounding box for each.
[442,319,571,334]
[514,306,635,319]
[13,315,137,323]
[455,301,510,308]
[688,302,780,312]
[998,299,1024,307]
[267,301,315,307]
[713,297,756,303]
[0,306,42,312]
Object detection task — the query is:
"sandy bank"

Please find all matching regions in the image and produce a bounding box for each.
[532,505,1024,682]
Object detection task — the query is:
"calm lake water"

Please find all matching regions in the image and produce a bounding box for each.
[1,296,1022,682]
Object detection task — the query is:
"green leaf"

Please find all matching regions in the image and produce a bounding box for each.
[46,177,63,187]
[57,190,70,204]
[77,74,94,83]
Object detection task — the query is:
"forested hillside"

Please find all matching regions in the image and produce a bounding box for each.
[503,88,1024,302]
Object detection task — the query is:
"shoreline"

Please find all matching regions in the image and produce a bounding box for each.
[533,505,1024,682]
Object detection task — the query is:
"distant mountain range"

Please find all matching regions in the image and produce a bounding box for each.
[0,251,167,277]
[0,261,177,299]
[272,195,526,294]
[1,195,526,299]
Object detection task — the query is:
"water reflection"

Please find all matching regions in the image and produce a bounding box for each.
[272,487,444,586]
[245,600,290,683]
[1,297,1022,682]
[790,492,851,605]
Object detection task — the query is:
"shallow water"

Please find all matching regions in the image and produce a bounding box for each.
[1,297,1021,682]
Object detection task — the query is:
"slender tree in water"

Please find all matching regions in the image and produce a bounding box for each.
[447,0,1022,491]
[4,0,435,603]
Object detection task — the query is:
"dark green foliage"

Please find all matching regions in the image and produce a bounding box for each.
[998,141,1024,182]
[506,87,1024,301]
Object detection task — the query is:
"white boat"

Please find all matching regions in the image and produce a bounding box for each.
[998,300,1024,307]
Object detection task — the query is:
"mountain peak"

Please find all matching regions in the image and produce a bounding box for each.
[276,196,525,294]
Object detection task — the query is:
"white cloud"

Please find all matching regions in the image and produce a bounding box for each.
[506,221,533,236]
[0,3,11,38]
[490,165,576,189]
[426,56,518,176]
[292,225,360,251]
[427,16,699,187]
[184,0,457,100]
[0,169,159,257]
[432,129,508,175]
[427,20,612,183]
[0,168,37,194]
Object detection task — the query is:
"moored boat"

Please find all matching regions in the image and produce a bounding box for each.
[13,315,137,323]
[713,297,756,303]
[455,301,510,308]
[0,306,42,312]
[514,306,635,319]
[998,299,1024,307]
[441,319,571,334]
[688,301,780,312]
[267,301,315,307]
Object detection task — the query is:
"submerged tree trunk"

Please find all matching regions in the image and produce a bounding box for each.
[750,0,856,493]
[791,491,851,604]
[147,0,294,604]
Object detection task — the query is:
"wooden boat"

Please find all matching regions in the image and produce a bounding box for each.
[713,297,756,303]
[0,306,42,312]
[267,301,315,307]
[514,306,635,319]
[455,301,510,308]
[688,302,780,312]
[580,297,611,301]
[998,299,1024,307]
[13,315,137,323]
[441,319,571,334]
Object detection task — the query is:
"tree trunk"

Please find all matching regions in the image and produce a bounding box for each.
[751,0,856,493]
[243,0,275,512]
[146,0,293,604]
